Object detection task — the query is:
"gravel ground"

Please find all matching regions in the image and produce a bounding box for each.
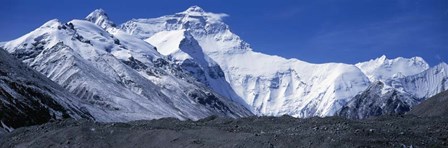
[1,115,448,148]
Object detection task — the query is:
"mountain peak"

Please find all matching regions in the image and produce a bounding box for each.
[184,6,205,13]
[370,55,428,68]
[86,9,108,20]
[40,19,62,28]
[90,8,107,15]
[378,55,387,61]
[356,56,430,82]
[85,9,116,29]
[435,62,448,70]
[177,6,228,22]
[411,56,426,64]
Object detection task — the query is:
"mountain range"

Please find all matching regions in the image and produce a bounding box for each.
[1,6,447,130]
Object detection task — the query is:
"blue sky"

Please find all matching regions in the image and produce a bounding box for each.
[1,0,447,65]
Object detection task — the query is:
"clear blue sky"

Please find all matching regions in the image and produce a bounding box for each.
[1,0,447,65]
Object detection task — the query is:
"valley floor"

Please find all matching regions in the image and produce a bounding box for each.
[1,116,447,147]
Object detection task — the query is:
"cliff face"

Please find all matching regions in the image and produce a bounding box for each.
[338,81,417,119]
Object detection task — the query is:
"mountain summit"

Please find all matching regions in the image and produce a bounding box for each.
[356,55,429,81]
[85,9,116,29]
[178,5,228,20]
[183,5,205,13]
[121,6,231,41]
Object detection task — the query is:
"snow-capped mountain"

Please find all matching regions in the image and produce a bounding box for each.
[0,48,93,130]
[1,6,445,121]
[85,9,116,29]
[120,6,448,118]
[338,81,418,119]
[339,62,448,119]
[355,55,430,82]
[1,10,252,122]
[121,6,372,117]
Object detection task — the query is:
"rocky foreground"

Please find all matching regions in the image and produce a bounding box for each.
[1,115,447,148]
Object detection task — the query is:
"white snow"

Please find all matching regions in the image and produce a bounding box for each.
[180,5,229,22]
[355,55,430,82]
[85,9,116,29]
[387,62,448,99]
[146,30,186,56]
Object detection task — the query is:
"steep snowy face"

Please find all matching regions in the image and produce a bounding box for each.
[2,17,252,122]
[122,6,371,117]
[387,62,448,99]
[146,30,252,111]
[356,55,429,82]
[0,48,93,130]
[85,9,116,29]
[145,30,219,84]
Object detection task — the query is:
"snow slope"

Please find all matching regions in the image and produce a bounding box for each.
[122,6,372,117]
[386,62,448,99]
[85,9,116,29]
[146,30,252,111]
[355,55,429,82]
[0,48,93,130]
[2,13,252,122]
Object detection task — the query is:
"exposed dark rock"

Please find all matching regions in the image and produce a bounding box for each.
[338,81,418,119]
[187,90,232,113]
[121,57,148,70]
[408,90,448,117]
[0,48,92,130]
